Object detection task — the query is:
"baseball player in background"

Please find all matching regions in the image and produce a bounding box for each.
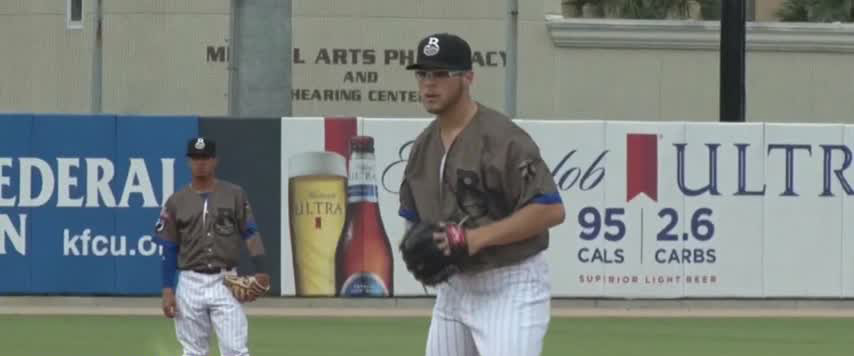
[155,137,270,356]
[398,33,567,356]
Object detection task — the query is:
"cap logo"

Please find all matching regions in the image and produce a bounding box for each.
[423,37,440,56]
[194,138,205,150]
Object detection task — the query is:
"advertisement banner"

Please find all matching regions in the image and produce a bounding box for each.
[843,125,854,297]
[362,118,433,297]
[5,114,854,298]
[762,124,845,297]
[517,120,608,297]
[0,114,33,293]
[114,116,197,294]
[599,122,687,298]
[0,114,197,295]
[277,117,854,298]
[28,115,118,293]
[682,123,765,297]
[280,117,368,297]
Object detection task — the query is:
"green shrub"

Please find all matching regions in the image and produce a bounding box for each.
[777,0,853,22]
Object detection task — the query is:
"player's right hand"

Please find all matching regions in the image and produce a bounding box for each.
[434,222,469,257]
[162,288,177,318]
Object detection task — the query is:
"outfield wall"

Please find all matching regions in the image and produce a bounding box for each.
[0,114,283,296]
[1,115,853,298]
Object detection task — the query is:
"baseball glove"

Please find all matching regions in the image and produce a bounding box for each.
[399,221,469,286]
[223,275,270,302]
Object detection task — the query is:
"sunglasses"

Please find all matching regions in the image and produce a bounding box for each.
[414,70,466,80]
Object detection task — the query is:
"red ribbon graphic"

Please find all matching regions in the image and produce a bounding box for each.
[626,134,658,202]
[324,117,358,172]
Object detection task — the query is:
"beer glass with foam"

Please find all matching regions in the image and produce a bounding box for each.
[288,151,347,296]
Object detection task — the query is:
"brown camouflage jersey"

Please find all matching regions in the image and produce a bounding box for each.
[399,103,562,272]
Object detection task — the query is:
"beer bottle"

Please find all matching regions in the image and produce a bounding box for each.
[335,136,394,297]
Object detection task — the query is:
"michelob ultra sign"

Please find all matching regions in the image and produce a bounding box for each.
[279,118,854,298]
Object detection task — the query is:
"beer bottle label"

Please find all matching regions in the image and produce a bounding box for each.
[340,272,389,297]
[347,156,378,203]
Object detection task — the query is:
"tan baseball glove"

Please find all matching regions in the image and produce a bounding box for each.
[224,275,270,303]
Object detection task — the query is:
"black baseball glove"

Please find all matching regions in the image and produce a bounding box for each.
[399,221,469,286]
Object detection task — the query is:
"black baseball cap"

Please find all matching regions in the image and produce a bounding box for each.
[186,137,216,158]
[406,33,473,71]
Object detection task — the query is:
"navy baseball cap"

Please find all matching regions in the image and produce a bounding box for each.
[406,33,473,71]
[186,137,216,158]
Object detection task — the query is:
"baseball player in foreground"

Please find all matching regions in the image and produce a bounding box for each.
[155,137,270,356]
[398,33,566,356]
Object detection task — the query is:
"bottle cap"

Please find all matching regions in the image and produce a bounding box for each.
[350,136,375,153]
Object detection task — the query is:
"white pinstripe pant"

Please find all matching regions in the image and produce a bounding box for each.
[426,252,551,356]
[175,270,249,356]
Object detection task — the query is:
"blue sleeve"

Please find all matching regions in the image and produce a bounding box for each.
[239,189,261,240]
[241,222,258,240]
[157,238,179,289]
[531,192,563,205]
[398,208,419,223]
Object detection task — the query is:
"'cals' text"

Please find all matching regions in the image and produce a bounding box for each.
[0,157,175,256]
[576,207,626,264]
[578,247,624,263]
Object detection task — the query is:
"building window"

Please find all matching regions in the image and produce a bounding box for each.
[67,0,83,30]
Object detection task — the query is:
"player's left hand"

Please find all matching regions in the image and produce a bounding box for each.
[250,273,271,301]
[224,274,271,303]
[400,221,468,286]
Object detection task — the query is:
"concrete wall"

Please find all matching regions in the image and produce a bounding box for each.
[0,0,92,113]
[547,18,854,123]
[540,46,854,123]
[101,0,229,115]
[2,0,854,124]
[0,0,229,116]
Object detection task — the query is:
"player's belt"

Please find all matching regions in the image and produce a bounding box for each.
[190,267,235,275]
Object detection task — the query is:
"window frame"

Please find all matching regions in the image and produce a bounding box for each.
[67,0,83,30]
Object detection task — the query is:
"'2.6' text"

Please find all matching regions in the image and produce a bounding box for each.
[576,207,717,264]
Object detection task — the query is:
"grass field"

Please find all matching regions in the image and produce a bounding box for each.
[4,315,854,356]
